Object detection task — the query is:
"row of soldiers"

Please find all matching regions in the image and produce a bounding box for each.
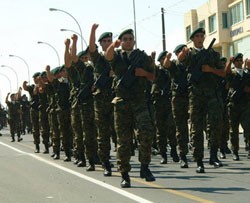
[6,25,250,188]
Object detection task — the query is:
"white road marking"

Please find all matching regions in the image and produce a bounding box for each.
[0,141,153,203]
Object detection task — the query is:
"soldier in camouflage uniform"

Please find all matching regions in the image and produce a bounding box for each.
[45,66,61,159]
[226,53,250,160]
[163,44,190,168]
[151,51,179,165]
[23,72,41,152]
[64,38,86,167]
[105,29,155,188]
[5,89,22,142]
[34,71,50,154]
[89,24,115,176]
[20,94,31,135]
[65,35,97,171]
[46,65,73,161]
[178,28,225,173]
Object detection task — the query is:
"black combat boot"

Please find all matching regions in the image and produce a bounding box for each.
[180,155,188,168]
[120,172,131,188]
[17,136,23,142]
[35,144,40,153]
[64,149,71,162]
[160,153,167,164]
[53,151,60,160]
[43,144,49,154]
[140,164,155,182]
[219,148,226,159]
[11,137,15,142]
[73,153,79,165]
[209,147,223,168]
[196,159,205,173]
[86,159,95,171]
[103,161,112,176]
[233,150,240,161]
[77,154,86,167]
[170,146,180,162]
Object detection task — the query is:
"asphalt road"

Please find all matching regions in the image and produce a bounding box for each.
[0,127,250,203]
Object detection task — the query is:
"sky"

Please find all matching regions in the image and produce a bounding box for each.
[0,0,207,106]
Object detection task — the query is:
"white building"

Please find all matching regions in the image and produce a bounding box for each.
[184,0,250,59]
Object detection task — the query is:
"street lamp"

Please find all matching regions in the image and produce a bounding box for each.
[9,54,31,84]
[1,65,19,90]
[37,41,60,66]
[0,72,12,92]
[49,8,84,51]
[60,28,88,47]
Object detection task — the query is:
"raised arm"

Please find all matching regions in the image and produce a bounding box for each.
[104,40,121,61]
[45,65,54,82]
[89,24,98,53]
[71,34,78,63]
[64,38,72,68]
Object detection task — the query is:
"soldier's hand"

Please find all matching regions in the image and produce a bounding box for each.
[244,85,250,93]
[229,56,235,63]
[151,51,156,61]
[45,65,50,72]
[64,38,70,47]
[177,47,189,61]
[23,81,28,85]
[92,23,99,31]
[135,68,147,77]
[201,64,212,72]
[244,58,250,68]
[163,53,172,68]
[109,70,115,77]
[113,40,121,48]
[71,34,78,41]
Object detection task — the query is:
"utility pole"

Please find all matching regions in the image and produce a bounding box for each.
[161,8,166,51]
[133,0,137,49]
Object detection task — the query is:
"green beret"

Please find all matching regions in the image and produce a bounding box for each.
[98,32,112,42]
[50,67,60,75]
[190,27,205,39]
[157,51,168,62]
[59,65,65,72]
[173,44,187,54]
[220,57,227,63]
[32,72,40,78]
[40,71,47,77]
[233,53,243,62]
[118,29,134,40]
[77,50,88,58]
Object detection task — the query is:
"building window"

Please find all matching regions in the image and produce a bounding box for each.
[247,0,250,16]
[229,1,244,25]
[199,20,205,29]
[209,14,217,33]
[186,25,191,41]
[222,13,228,28]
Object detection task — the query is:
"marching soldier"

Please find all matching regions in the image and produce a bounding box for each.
[178,28,225,173]
[151,50,179,165]
[163,44,190,168]
[89,24,115,176]
[226,53,250,160]
[105,29,156,187]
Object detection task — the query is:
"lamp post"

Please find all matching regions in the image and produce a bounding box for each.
[37,41,60,66]
[49,8,84,51]
[1,65,19,90]
[0,72,12,92]
[132,0,137,49]
[60,28,88,47]
[9,54,31,84]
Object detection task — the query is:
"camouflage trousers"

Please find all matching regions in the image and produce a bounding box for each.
[189,87,223,160]
[228,102,250,152]
[30,109,40,144]
[71,98,97,161]
[172,94,189,156]
[39,108,50,146]
[153,95,177,154]
[113,97,154,173]
[8,117,21,138]
[94,90,114,163]
[57,108,73,154]
[48,109,60,153]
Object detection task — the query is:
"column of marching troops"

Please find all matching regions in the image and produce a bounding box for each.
[2,25,250,188]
